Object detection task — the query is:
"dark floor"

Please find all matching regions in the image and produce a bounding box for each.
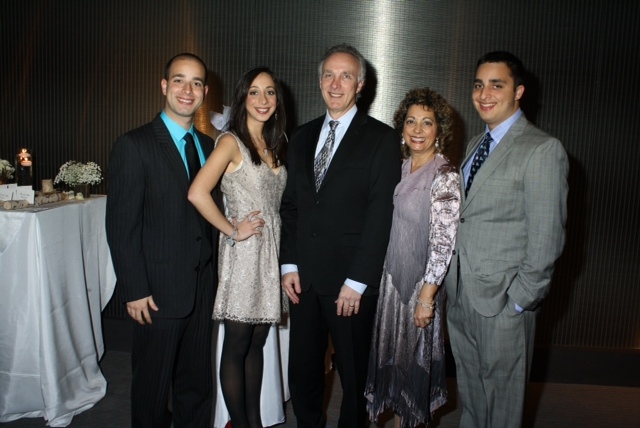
[2,318,639,427]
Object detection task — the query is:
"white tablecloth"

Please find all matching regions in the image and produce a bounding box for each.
[0,196,116,426]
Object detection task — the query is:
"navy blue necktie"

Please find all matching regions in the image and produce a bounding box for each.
[184,132,200,182]
[465,132,493,196]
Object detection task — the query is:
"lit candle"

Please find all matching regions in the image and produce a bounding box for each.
[19,149,32,167]
[16,149,34,187]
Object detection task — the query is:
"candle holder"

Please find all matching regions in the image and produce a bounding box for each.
[16,148,33,187]
[42,179,54,194]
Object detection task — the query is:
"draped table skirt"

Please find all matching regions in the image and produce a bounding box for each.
[0,196,116,426]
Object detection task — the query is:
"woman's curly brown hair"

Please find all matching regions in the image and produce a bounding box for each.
[393,87,454,158]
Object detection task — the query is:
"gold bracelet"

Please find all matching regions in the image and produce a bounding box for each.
[417,298,436,310]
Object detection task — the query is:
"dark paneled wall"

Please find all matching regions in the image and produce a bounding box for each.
[1,1,639,349]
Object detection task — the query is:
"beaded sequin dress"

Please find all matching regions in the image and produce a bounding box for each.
[213,132,287,324]
[365,154,460,427]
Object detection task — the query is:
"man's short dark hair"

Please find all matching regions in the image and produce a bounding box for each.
[164,53,208,80]
[477,51,525,88]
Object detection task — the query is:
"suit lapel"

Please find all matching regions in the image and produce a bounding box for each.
[305,117,324,192]
[317,111,365,191]
[152,116,191,191]
[463,116,527,206]
[460,134,483,206]
[462,134,484,171]
[196,129,214,158]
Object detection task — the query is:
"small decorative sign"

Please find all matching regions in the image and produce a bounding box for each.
[0,183,18,202]
[15,186,35,205]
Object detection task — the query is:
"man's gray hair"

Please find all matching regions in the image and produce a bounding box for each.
[317,43,366,83]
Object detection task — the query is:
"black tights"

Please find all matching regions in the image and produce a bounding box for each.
[220,320,270,428]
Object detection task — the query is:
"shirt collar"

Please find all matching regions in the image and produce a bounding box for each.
[160,110,195,143]
[485,109,523,144]
[323,104,358,130]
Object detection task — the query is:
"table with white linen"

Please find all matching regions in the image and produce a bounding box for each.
[0,196,116,427]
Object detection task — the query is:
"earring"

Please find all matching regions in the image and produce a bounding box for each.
[401,138,406,145]
[275,113,278,120]
[435,138,440,149]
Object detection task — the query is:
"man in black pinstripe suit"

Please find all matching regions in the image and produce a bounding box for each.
[106,53,218,428]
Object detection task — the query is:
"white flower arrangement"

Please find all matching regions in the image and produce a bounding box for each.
[0,159,15,180]
[54,161,103,186]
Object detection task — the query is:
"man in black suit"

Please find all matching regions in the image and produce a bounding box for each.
[106,53,217,427]
[280,44,401,428]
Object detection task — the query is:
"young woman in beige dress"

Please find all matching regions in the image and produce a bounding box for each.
[188,67,287,428]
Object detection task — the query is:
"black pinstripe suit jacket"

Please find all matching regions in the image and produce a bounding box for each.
[106,114,216,318]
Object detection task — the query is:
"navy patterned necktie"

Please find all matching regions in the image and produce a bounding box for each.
[184,132,201,182]
[314,120,339,191]
[465,132,493,196]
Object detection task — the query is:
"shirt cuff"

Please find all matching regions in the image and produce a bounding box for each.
[345,278,367,294]
[281,264,298,276]
[514,303,524,313]
[279,268,367,294]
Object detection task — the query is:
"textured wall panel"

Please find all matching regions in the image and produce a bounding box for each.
[1,0,639,348]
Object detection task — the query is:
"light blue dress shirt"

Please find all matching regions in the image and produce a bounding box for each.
[160,111,205,179]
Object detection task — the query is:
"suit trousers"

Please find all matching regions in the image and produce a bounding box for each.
[447,278,536,428]
[289,286,378,428]
[131,261,215,428]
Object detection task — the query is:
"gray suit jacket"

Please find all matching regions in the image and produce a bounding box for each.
[444,115,569,317]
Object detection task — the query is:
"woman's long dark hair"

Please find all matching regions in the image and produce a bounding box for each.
[227,67,287,167]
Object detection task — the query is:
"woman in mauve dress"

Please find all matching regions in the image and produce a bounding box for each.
[365,87,461,428]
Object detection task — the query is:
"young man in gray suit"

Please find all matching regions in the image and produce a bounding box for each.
[280,44,401,427]
[444,51,569,427]
[106,53,217,427]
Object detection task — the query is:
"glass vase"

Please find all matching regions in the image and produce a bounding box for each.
[73,184,91,198]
